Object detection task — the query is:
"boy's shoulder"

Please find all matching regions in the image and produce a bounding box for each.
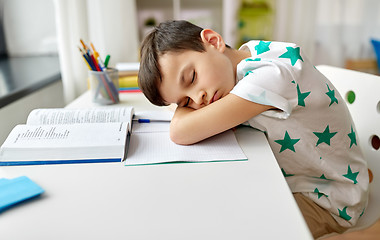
[238,40,306,70]
[240,40,298,50]
[240,40,300,58]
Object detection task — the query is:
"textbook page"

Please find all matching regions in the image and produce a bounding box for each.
[26,107,134,130]
[126,124,247,166]
[0,122,128,163]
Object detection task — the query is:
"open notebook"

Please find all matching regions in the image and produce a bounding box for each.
[0,107,247,165]
[127,112,247,165]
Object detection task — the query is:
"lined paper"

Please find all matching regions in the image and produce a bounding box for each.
[126,124,247,166]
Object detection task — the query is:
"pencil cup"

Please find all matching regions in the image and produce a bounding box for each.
[88,68,120,105]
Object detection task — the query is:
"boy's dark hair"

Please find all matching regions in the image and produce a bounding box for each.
[138,20,207,106]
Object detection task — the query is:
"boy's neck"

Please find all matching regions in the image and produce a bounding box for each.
[224,47,252,77]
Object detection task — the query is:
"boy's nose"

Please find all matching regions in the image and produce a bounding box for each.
[191,90,206,108]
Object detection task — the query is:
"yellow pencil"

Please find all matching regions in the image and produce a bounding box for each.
[90,42,100,60]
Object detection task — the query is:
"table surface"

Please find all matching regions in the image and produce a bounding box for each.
[0,92,312,240]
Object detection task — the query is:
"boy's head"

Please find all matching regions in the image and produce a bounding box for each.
[138,20,206,106]
[139,20,234,108]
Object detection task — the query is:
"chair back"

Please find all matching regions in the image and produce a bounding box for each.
[317,65,380,231]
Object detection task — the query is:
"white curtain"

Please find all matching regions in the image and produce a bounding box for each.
[273,0,380,67]
[273,0,317,61]
[314,0,380,67]
[53,0,139,104]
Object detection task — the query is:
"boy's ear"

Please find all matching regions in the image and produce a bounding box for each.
[200,29,226,52]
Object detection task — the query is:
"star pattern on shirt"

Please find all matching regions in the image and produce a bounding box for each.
[296,84,311,107]
[245,58,261,62]
[314,188,327,199]
[238,42,366,224]
[274,131,300,153]
[281,168,295,177]
[320,174,328,180]
[313,125,337,146]
[360,208,365,217]
[314,173,334,181]
[325,84,338,106]
[343,165,359,184]
[254,41,271,55]
[338,206,352,221]
[348,126,357,148]
[279,46,303,66]
[247,91,272,106]
[244,70,253,77]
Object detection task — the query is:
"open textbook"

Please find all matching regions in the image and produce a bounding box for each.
[0,107,247,166]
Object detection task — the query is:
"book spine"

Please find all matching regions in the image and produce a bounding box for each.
[0,158,122,166]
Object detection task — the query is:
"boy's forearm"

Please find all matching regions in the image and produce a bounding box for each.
[169,94,272,145]
[170,105,239,145]
[169,105,233,145]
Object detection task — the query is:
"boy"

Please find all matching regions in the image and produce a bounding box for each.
[138,20,369,239]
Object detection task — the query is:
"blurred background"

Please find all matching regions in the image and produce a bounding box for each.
[1,0,380,99]
[2,0,380,69]
[1,0,380,145]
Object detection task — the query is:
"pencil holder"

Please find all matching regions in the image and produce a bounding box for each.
[88,68,120,105]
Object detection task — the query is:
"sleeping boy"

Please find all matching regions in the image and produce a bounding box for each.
[137,20,369,239]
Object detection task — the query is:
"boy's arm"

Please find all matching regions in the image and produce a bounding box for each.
[170,93,273,145]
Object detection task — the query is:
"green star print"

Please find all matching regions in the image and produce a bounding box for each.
[338,206,352,221]
[348,126,357,148]
[279,46,303,66]
[343,165,359,184]
[254,41,271,55]
[244,70,253,77]
[281,168,294,177]
[360,208,365,217]
[313,125,337,146]
[320,174,327,180]
[325,84,338,106]
[297,84,311,107]
[247,91,272,106]
[245,58,261,62]
[274,131,300,153]
[314,188,327,199]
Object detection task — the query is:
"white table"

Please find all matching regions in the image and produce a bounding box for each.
[0,92,312,240]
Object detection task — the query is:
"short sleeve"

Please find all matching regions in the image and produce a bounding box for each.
[230,41,306,119]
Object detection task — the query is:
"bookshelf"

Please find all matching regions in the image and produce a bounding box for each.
[136,0,239,48]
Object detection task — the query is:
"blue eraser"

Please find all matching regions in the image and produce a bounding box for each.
[0,176,44,212]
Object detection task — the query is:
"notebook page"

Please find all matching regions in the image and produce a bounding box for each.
[133,110,173,121]
[132,122,170,133]
[125,129,247,165]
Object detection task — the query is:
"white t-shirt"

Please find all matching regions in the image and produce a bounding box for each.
[230,40,369,227]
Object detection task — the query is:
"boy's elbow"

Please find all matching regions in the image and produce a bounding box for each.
[170,131,191,145]
[169,119,193,145]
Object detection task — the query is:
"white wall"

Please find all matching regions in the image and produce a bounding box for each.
[3,0,57,56]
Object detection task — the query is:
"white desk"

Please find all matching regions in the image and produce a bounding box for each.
[0,92,312,240]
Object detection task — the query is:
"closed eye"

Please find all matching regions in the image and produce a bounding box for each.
[183,97,190,107]
[191,70,196,83]
[183,71,195,107]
